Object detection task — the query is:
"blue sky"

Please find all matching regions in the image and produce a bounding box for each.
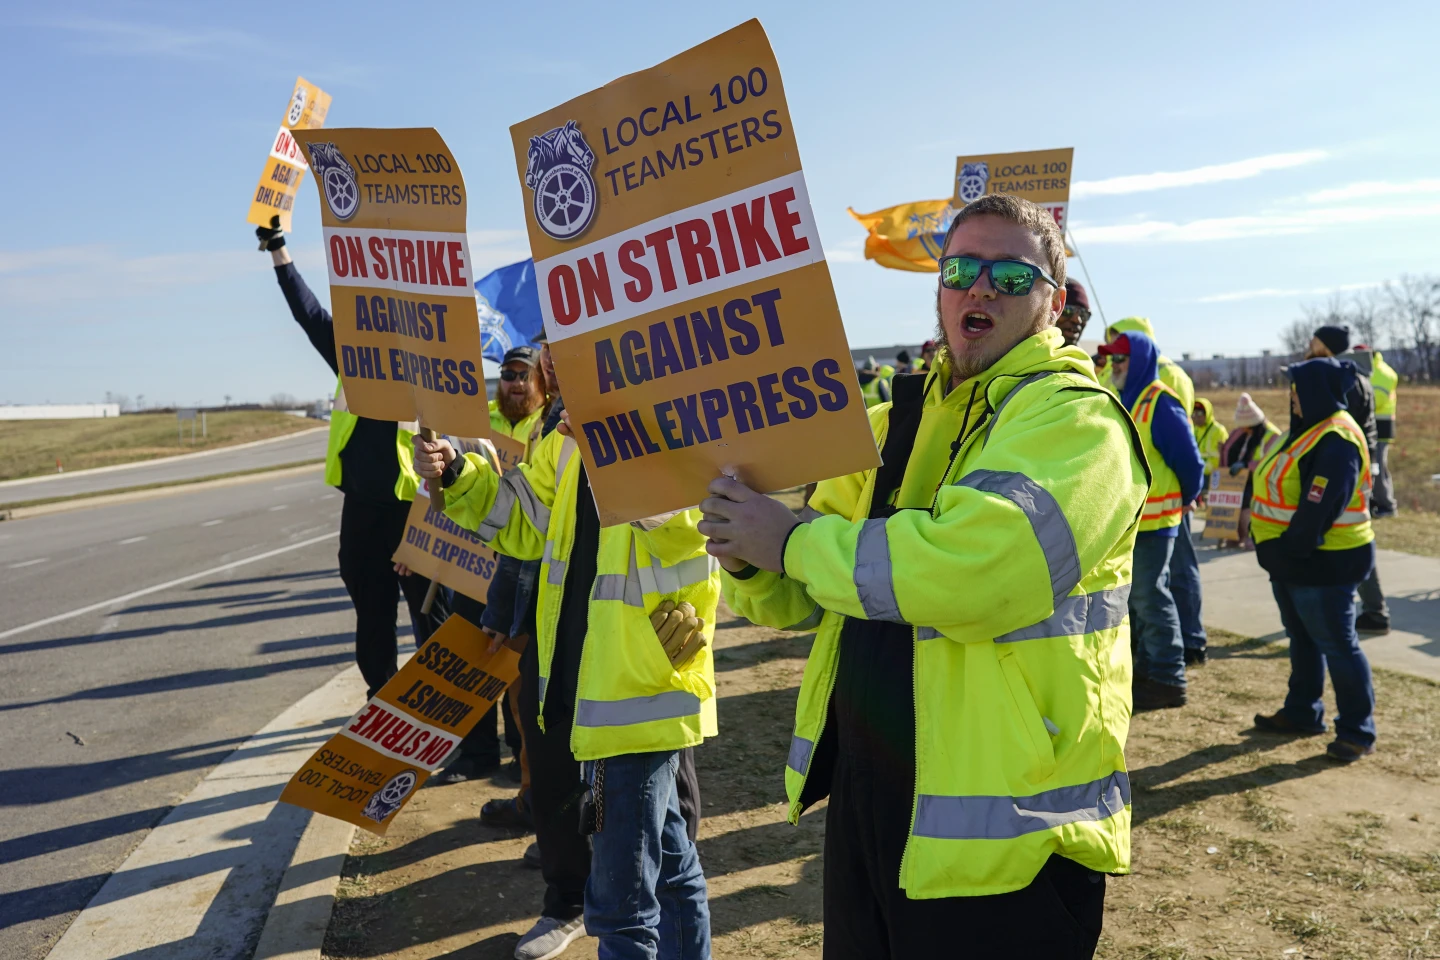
[2,0,1437,406]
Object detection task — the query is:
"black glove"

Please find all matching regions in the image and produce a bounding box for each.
[256,215,286,252]
[1229,461,1244,477]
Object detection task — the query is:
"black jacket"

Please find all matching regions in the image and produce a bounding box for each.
[276,263,402,503]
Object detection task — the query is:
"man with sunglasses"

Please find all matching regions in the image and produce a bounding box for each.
[1098,332,1204,710]
[493,346,548,441]
[1058,279,1092,347]
[700,193,1148,958]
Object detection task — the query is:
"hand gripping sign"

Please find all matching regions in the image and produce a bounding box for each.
[952,148,1074,235]
[509,20,878,526]
[392,440,517,602]
[290,128,490,443]
[246,77,332,233]
[279,614,521,834]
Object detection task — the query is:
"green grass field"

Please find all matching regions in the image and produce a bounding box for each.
[0,411,321,482]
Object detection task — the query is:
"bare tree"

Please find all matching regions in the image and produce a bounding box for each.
[1383,274,1440,379]
[1278,318,1313,356]
[1345,289,1388,348]
[268,392,300,410]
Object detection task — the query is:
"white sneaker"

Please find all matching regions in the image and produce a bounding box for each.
[514,916,587,960]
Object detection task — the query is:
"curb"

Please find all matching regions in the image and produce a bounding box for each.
[252,813,357,960]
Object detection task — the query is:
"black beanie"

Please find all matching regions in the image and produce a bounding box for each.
[1314,324,1350,356]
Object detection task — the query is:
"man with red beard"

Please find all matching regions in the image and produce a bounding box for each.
[492,346,547,444]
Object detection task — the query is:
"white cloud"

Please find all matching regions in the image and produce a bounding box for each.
[1304,178,1440,203]
[1197,282,1379,304]
[1071,200,1440,244]
[35,16,271,61]
[1071,150,1328,199]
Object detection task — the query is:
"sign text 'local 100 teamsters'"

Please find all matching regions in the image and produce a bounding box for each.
[246,77,332,232]
[953,147,1074,234]
[291,127,490,439]
[280,614,520,834]
[509,19,878,525]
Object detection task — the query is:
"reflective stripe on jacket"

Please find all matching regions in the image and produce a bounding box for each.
[1130,380,1185,532]
[324,381,420,501]
[725,329,1149,898]
[441,429,720,760]
[1250,412,1374,550]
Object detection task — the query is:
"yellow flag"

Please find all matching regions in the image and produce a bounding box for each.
[848,199,954,273]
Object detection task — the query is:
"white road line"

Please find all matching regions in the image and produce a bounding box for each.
[271,480,315,491]
[268,504,289,512]
[9,557,49,569]
[0,532,337,642]
[319,493,337,500]
[201,519,224,527]
[118,536,148,545]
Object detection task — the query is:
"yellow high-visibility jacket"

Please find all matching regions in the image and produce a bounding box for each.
[725,329,1149,898]
[324,381,419,501]
[1193,398,1229,479]
[1371,351,1398,443]
[441,430,720,760]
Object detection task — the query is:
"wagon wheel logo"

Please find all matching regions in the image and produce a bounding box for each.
[307,142,361,222]
[957,161,991,205]
[287,86,308,126]
[361,768,418,822]
[524,120,598,242]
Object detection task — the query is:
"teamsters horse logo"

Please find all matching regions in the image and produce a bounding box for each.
[308,142,360,222]
[361,768,418,823]
[475,292,513,358]
[957,161,991,204]
[525,121,597,242]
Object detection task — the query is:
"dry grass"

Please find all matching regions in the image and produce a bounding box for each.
[0,411,319,481]
[321,614,1440,960]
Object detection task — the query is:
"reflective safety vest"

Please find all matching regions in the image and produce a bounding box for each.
[1371,351,1398,443]
[489,398,545,457]
[324,381,420,501]
[1130,380,1185,532]
[725,330,1150,898]
[1250,412,1374,550]
[1194,406,1229,479]
[441,429,720,761]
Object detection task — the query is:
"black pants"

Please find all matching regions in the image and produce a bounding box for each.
[823,619,1104,959]
[518,639,701,921]
[338,496,436,698]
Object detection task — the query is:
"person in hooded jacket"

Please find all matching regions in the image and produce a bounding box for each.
[1098,331,1205,710]
[1192,399,1229,487]
[1102,317,1195,417]
[1179,398,1229,664]
[1250,359,1377,764]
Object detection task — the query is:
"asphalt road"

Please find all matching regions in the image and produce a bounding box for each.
[0,428,328,505]
[0,469,397,960]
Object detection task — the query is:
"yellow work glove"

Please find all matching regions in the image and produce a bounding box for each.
[649,599,707,668]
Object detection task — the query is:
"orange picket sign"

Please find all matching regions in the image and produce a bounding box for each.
[279,615,519,834]
[508,20,878,525]
[245,77,332,232]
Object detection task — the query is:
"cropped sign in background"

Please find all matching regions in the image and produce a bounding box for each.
[291,127,489,438]
[1203,470,1248,541]
[279,615,520,834]
[952,147,1074,234]
[246,77,332,232]
[508,19,877,525]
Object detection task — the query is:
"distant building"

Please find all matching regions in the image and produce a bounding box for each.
[0,403,121,420]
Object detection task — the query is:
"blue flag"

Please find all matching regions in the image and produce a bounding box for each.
[474,259,544,363]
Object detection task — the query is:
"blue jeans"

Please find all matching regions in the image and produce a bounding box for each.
[1170,513,1207,653]
[585,751,711,960]
[1130,534,1186,687]
[1271,581,1377,747]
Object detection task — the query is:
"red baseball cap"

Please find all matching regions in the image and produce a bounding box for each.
[1097,334,1131,357]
